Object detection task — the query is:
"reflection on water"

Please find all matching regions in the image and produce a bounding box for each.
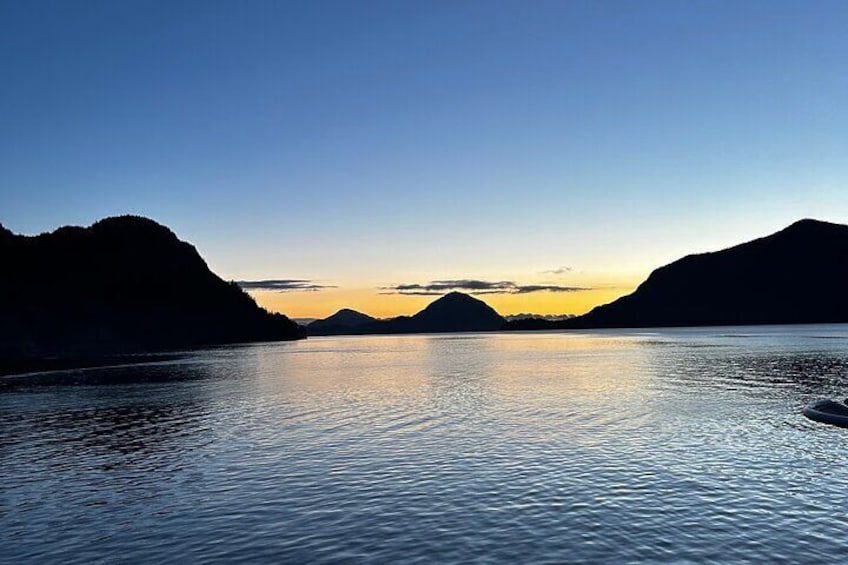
[4,326,848,562]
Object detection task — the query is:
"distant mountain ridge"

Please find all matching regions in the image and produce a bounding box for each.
[0,215,304,363]
[504,313,575,322]
[310,292,506,335]
[308,308,377,335]
[397,292,505,333]
[507,218,848,330]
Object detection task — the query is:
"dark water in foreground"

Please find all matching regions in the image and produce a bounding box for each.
[4,326,848,563]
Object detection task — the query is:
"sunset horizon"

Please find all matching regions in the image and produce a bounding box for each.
[4,2,847,321]
[5,1,848,562]
[5,212,842,321]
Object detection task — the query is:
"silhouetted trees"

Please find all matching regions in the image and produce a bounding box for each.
[0,216,304,365]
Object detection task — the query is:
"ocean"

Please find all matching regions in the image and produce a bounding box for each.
[4,326,848,563]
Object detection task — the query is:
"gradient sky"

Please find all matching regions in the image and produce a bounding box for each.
[2,1,847,318]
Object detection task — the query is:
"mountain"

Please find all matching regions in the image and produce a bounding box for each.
[504,313,575,322]
[313,292,506,335]
[0,215,305,364]
[399,292,506,332]
[308,308,376,335]
[508,218,848,330]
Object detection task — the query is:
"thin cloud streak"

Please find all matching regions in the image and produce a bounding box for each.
[237,279,337,292]
[543,266,573,275]
[381,279,590,296]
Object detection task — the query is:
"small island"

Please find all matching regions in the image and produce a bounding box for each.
[307,292,505,336]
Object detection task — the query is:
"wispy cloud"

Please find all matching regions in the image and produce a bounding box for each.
[511,284,586,294]
[381,279,590,295]
[542,266,573,275]
[236,279,337,292]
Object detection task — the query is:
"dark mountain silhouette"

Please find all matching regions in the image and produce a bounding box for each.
[314,292,506,335]
[0,215,305,368]
[503,317,564,331]
[504,313,575,322]
[308,308,376,335]
[506,218,848,330]
[398,291,505,332]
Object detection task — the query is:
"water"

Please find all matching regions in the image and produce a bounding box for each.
[4,326,848,563]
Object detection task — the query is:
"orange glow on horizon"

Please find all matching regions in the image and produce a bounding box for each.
[249,279,639,320]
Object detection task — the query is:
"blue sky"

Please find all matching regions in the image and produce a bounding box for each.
[2,1,847,316]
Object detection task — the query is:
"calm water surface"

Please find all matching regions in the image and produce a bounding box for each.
[4,326,848,563]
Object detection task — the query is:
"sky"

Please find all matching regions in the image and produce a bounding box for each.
[2,0,847,318]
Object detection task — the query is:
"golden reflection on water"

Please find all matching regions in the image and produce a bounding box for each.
[8,326,848,563]
[250,332,662,422]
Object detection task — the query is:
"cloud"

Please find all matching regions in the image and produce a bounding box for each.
[391,279,514,293]
[236,279,337,292]
[381,279,590,295]
[543,266,573,275]
[511,284,586,294]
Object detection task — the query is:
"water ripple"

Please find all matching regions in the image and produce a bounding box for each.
[4,327,848,562]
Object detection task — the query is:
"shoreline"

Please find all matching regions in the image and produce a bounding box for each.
[0,353,188,379]
[6,321,848,379]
